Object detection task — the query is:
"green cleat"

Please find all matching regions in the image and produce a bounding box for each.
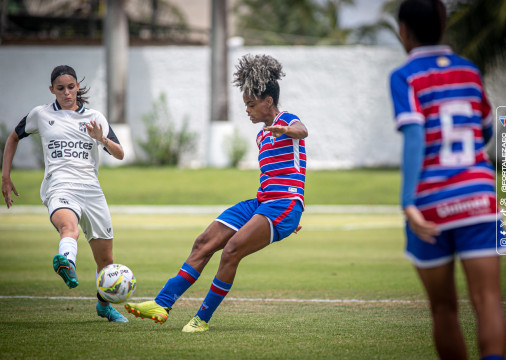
[124,300,170,324]
[52,254,78,289]
[182,316,209,333]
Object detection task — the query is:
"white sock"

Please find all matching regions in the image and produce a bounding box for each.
[59,237,77,266]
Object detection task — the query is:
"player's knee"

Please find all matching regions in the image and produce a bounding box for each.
[58,224,79,240]
[469,290,499,313]
[191,233,219,259]
[220,244,242,267]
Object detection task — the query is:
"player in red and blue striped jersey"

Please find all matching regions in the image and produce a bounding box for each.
[389,1,505,359]
[125,54,308,333]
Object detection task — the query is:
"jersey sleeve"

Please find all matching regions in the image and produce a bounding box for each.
[390,70,425,131]
[15,106,42,139]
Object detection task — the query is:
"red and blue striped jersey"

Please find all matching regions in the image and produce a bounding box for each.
[256,111,306,206]
[390,45,497,229]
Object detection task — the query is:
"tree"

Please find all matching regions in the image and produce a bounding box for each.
[233,0,354,45]
[445,0,506,74]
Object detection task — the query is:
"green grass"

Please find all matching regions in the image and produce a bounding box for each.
[6,167,401,205]
[0,212,504,359]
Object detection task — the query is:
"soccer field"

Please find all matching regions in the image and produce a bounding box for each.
[0,209,504,359]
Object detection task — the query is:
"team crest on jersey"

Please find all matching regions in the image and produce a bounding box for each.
[49,121,54,126]
[79,122,88,133]
[436,56,450,67]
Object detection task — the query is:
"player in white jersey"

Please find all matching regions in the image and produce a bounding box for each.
[1,65,128,322]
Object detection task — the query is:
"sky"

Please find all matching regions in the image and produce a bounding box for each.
[340,0,400,46]
[340,0,387,27]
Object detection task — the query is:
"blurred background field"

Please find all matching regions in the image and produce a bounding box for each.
[6,167,401,205]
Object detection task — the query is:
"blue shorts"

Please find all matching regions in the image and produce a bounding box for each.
[216,198,303,243]
[405,220,502,268]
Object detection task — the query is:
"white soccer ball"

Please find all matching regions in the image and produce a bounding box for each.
[97,264,136,304]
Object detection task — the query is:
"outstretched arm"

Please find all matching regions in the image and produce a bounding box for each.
[86,120,124,160]
[264,121,308,139]
[2,131,21,208]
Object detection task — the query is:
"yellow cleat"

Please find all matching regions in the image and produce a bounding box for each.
[182,316,209,333]
[124,300,169,324]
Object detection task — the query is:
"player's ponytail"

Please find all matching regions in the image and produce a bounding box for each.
[50,65,90,105]
[233,54,285,107]
[398,0,446,45]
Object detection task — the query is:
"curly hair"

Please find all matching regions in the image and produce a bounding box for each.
[233,54,285,106]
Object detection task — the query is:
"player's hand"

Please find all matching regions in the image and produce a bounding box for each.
[1,177,19,208]
[404,205,440,244]
[293,224,302,234]
[85,120,104,141]
[264,125,288,138]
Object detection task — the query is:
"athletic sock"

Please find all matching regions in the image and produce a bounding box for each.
[196,276,232,323]
[58,237,77,265]
[155,263,200,308]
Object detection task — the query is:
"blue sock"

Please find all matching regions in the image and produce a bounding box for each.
[481,356,504,360]
[196,276,232,323]
[155,263,200,308]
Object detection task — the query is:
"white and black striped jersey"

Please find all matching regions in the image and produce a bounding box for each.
[15,100,120,202]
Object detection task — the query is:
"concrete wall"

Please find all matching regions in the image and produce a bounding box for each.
[3,45,498,170]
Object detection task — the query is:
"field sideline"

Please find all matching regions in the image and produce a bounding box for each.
[1,208,505,359]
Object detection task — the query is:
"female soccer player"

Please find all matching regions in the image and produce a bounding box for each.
[125,54,308,332]
[390,1,505,359]
[2,65,128,323]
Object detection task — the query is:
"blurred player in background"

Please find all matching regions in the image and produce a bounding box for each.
[389,1,505,359]
[125,54,308,333]
[1,65,128,323]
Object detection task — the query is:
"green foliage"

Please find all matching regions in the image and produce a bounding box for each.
[225,128,249,168]
[445,0,506,74]
[137,93,197,166]
[234,0,354,45]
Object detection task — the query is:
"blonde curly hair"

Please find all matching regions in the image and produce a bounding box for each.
[233,54,285,105]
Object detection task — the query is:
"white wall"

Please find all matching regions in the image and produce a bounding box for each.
[0,45,410,169]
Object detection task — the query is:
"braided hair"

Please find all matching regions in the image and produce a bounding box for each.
[233,54,285,107]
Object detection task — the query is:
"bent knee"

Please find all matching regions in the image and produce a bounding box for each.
[191,233,220,258]
[220,244,242,265]
[58,224,79,239]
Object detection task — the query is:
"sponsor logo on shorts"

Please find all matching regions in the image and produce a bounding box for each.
[49,121,55,126]
[288,187,297,193]
[106,228,111,234]
[59,198,69,205]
